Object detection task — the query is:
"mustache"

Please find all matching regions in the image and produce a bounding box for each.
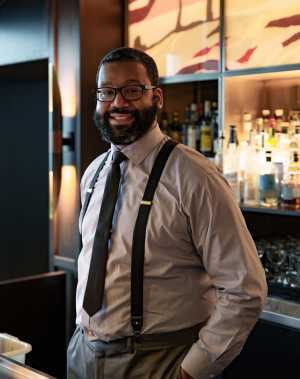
[93,108,137,122]
[108,108,136,116]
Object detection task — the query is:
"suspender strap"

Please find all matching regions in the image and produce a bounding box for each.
[131,139,178,335]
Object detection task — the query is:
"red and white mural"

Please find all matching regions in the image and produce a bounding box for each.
[128,0,300,76]
[225,0,300,70]
[128,0,220,77]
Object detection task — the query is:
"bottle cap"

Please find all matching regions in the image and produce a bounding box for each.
[274,109,284,117]
[190,103,197,111]
[262,109,270,117]
[243,112,252,121]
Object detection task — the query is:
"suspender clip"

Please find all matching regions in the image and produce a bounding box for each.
[140,200,152,206]
[131,316,143,336]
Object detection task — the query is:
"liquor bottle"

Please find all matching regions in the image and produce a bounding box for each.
[288,151,300,174]
[259,150,278,207]
[160,110,169,134]
[281,152,300,209]
[200,122,213,156]
[187,103,197,150]
[280,174,300,209]
[223,125,240,202]
[242,131,260,206]
[266,124,277,149]
[181,106,190,146]
[274,109,284,132]
[289,110,300,138]
[214,132,225,172]
[200,106,213,157]
[262,109,271,132]
[198,101,212,155]
[242,112,252,140]
[254,117,264,151]
[212,108,219,155]
[169,111,182,143]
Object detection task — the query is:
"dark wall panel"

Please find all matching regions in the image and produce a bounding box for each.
[0,0,49,65]
[0,64,49,280]
[80,0,124,175]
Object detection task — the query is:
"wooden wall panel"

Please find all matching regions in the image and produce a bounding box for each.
[79,0,124,175]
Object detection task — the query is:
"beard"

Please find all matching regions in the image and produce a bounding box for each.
[93,103,158,145]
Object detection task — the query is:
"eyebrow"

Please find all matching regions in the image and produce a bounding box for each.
[99,79,142,86]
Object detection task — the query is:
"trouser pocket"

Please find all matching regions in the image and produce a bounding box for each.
[67,326,100,379]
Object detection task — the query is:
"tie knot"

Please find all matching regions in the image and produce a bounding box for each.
[112,151,127,165]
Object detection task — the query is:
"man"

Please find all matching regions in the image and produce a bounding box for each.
[67,47,267,379]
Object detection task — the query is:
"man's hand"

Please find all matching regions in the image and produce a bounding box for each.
[178,367,194,379]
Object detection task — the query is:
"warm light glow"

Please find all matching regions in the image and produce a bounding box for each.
[59,165,77,218]
[58,39,77,117]
[57,165,78,250]
[60,71,77,117]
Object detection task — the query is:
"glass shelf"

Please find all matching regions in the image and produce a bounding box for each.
[241,205,300,217]
[160,72,219,84]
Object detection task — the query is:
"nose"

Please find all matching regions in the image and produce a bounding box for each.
[111,90,130,108]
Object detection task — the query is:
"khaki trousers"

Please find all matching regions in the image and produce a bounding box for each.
[67,326,193,379]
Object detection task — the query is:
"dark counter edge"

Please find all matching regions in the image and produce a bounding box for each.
[0,355,57,379]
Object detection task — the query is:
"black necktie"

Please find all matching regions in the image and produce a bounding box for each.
[83,150,127,317]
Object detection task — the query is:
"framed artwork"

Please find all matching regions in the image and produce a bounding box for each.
[225,0,300,70]
[127,0,220,77]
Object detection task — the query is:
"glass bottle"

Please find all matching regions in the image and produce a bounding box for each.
[214,132,225,172]
[224,125,240,202]
[160,110,169,134]
[259,150,278,207]
[200,105,213,157]
[280,150,300,210]
[242,112,252,141]
[242,131,260,206]
[181,106,190,146]
[187,103,197,150]
[169,111,182,143]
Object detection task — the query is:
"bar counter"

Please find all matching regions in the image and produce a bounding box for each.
[261,296,300,329]
[0,355,56,379]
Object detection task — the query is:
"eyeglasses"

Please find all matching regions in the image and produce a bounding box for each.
[96,84,156,102]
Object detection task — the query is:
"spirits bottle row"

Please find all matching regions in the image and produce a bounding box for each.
[160,100,220,158]
[160,104,300,211]
[223,109,300,210]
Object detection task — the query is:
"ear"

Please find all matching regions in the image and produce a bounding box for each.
[153,87,163,109]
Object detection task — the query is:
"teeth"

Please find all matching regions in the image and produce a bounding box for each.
[111,114,132,120]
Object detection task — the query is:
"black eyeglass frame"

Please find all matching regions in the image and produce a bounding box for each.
[96,84,157,102]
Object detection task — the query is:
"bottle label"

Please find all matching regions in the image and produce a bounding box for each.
[200,129,212,152]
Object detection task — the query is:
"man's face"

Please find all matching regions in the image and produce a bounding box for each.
[94,61,163,145]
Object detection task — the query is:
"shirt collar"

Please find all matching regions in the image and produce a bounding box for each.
[111,123,165,165]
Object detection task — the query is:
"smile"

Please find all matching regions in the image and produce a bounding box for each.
[109,113,134,125]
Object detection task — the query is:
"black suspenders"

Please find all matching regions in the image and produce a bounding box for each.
[130,140,178,335]
[80,139,178,335]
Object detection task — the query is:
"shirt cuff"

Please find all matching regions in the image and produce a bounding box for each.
[181,343,221,379]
